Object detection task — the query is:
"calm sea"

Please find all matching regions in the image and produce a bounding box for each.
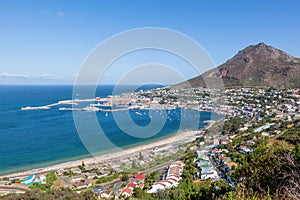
[0,85,220,175]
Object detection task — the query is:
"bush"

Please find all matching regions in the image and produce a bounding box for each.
[46,172,57,187]
[121,172,129,181]
[96,176,114,184]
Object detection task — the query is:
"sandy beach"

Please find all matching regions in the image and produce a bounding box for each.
[0,123,214,179]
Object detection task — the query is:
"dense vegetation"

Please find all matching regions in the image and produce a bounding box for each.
[0,189,96,200]
[2,140,299,200]
[234,141,300,200]
[279,123,300,145]
[222,117,243,135]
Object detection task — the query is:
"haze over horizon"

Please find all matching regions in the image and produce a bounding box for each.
[1,0,300,84]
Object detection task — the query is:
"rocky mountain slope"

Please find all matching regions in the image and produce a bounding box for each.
[185,43,300,88]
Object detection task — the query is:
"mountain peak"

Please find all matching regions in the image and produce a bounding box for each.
[257,42,267,47]
[258,42,266,45]
[184,43,300,88]
[232,42,296,64]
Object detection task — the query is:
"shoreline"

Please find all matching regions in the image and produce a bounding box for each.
[0,121,216,179]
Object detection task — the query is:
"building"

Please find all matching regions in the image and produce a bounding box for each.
[201,167,218,180]
[74,182,91,189]
[135,174,145,183]
[70,167,82,174]
[148,182,166,193]
[56,169,67,176]
[85,172,98,179]
[71,175,85,183]
[148,161,184,193]
[226,162,238,169]
[100,190,112,198]
[127,182,137,190]
[121,187,132,197]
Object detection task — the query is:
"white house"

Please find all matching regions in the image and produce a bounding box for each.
[100,190,112,198]
[71,175,85,183]
[148,183,166,193]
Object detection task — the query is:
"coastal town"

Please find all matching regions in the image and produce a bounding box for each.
[1,86,299,199]
[2,0,300,199]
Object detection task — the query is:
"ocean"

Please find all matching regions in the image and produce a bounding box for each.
[0,85,221,175]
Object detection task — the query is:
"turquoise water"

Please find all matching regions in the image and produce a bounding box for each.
[21,174,35,184]
[0,85,221,175]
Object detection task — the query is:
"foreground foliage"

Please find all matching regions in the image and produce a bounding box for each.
[0,189,96,200]
[235,141,300,200]
[2,125,300,199]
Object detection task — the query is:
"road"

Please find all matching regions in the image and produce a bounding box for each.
[87,154,187,196]
[158,167,167,181]
[98,158,181,194]
[207,154,227,181]
[112,181,123,196]
[59,176,72,186]
[141,153,187,175]
[0,186,30,194]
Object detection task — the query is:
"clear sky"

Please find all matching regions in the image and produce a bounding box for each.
[1,0,300,84]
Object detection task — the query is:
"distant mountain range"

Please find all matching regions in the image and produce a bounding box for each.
[181,42,300,88]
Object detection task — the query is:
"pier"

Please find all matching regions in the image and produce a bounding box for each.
[21,96,178,112]
[101,107,130,112]
[58,107,130,112]
[21,98,100,111]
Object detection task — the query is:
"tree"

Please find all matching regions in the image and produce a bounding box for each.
[133,187,149,199]
[46,172,57,188]
[78,165,85,171]
[0,188,97,200]
[222,117,243,135]
[79,190,95,200]
[144,172,158,189]
[132,160,137,169]
[139,152,144,160]
[294,144,300,161]
[235,141,300,199]
[121,172,129,181]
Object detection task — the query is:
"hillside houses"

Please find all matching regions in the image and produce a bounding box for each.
[211,147,237,187]
[195,150,218,180]
[74,182,92,189]
[148,161,184,193]
[121,174,145,197]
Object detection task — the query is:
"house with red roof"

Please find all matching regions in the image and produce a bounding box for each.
[121,187,132,197]
[127,182,137,190]
[148,160,184,193]
[74,182,91,189]
[226,162,238,169]
[135,173,145,182]
[100,190,112,199]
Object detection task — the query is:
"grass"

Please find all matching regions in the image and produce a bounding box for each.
[46,172,57,187]
[28,172,58,191]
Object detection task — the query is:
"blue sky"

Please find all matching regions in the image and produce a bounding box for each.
[1,0,300,84]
